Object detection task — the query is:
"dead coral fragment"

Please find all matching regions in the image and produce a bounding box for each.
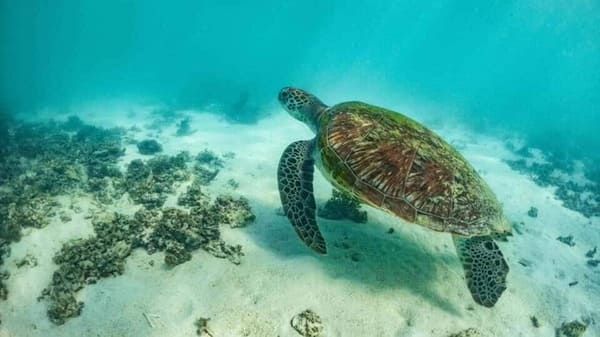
[193,149,223,185]
[291,309,324,337]
[448,328,482,337]
[527,206,538,218]
[1,197,58,242]
[15,254,38,268]
[164,241,192,266]
[557,235,575,247]
[46,292,84,325]
[587,259,600,267]
[203,240,243,265]
[195,317,214,337]
[8,197,58,229]
[0,239,9,301]
[125,154,190,208]
[0,239,9,266]
[137,139,163,155]
[227,178,239,189]
[0,270,9,301]
[139,208,213,254]
[176,117,195,137]
[318,189,367,223]
[556,320,587,337]
[21,157,84,195]
[178,179,211,208]
[137,206,246,265]
[213,195,255,228]
[196,149,224,168]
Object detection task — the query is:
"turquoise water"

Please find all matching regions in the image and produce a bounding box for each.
[1,1,599,157]
[1,2,599,336]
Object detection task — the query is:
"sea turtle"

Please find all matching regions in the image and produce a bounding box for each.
[276,87,511,307]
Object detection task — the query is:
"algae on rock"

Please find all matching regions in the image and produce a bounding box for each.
[318,189,368,223]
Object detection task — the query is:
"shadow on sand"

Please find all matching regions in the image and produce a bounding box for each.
[246,203,465,316]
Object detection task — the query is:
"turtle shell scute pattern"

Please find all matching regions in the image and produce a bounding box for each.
[319,102,501,235]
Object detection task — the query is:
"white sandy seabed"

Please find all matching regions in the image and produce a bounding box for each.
[0,104,598,337]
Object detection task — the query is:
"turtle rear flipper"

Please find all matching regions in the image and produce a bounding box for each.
[452,235,509,307]
[278,140,327,254]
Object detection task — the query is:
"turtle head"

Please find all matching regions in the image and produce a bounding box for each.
[279,87,327,131]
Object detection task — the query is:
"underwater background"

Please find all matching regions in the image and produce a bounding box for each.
[1,1,599,337]
[1,1,599,159]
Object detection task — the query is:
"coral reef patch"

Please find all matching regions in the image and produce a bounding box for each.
[505,147,599,218]
[0,116,255,325]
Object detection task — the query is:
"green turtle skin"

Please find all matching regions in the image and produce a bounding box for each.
[277,87,511,307]
[316,101,511,237]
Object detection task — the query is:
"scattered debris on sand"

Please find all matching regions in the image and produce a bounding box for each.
[557,235,576,247]
[447,327,482,337]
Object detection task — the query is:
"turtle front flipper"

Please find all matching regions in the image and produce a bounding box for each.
[452,235,509,307]
[277,139,327,254]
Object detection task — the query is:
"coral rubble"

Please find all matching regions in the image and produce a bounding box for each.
[137,139,163,155]
[557,235,576,247]
[448,328,482,337]
[39,178,255,324]
[0,238,9,302]
[0,116,256,325]
[39,212,141,324]
[505,152,599,218]
[124,153,190,208]
[527,206,538,218]
[0,118,126,244]
[194,149,224,185]
[556,320,587,337]
[290,309,324,337]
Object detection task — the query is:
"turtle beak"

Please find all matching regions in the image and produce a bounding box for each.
[278,87,293,110]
